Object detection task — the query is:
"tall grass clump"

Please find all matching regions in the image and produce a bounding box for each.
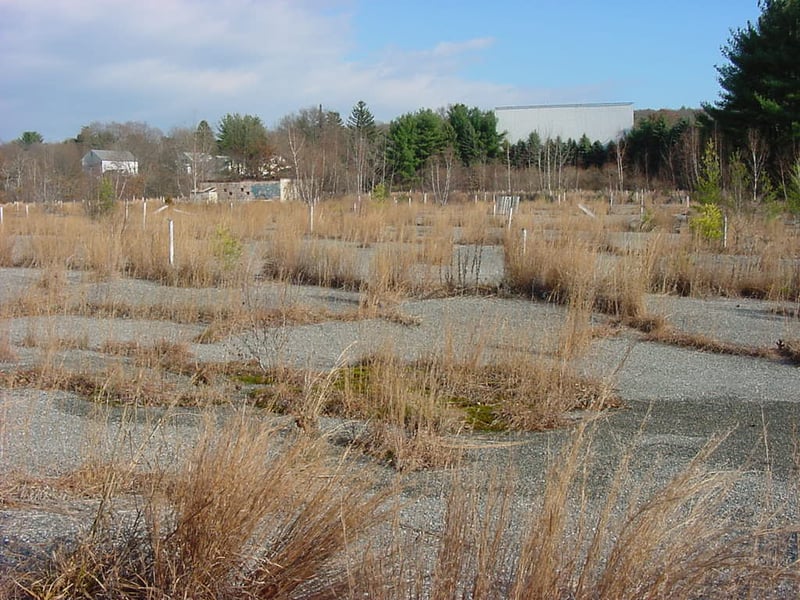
[355,423,800,599]
[262,226,362,289]
[503,227,646,319]
[7,414,390,599]
[327,352,463,471]
[648,210,800,300]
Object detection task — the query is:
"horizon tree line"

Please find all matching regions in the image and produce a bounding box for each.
[2,0,798,211]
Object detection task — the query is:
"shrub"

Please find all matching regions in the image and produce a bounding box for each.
[690,203,724,242]
[372,182,388,201]
[85,176,117,219]
[212,224,243,271]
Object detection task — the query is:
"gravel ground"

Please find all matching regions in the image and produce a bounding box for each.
[1,266,799,587]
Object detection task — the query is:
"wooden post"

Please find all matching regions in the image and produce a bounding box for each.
[309,203,314,233]
[143,200,147,229]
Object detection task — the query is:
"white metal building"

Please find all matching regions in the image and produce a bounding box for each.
[495,102,634,144]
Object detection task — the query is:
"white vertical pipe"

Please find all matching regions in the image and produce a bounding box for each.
[723,214,728,249]
[168,219,174,266]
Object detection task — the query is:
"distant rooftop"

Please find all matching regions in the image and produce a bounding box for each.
[88,149,136,161]
[495,102,634,111]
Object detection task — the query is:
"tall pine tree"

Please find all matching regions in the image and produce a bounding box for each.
[347,100,377,194]
[705,0,800,166]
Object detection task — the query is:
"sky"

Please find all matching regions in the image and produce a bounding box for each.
[0,0,764,143]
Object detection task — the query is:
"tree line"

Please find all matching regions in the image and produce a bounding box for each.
[2,0,798,210]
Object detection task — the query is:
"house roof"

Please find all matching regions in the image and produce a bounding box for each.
[87,149,137,162]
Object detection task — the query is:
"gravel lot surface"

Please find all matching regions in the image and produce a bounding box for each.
[1,266,799,583]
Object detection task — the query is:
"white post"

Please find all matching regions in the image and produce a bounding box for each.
[309,203,314,233]
[168,219,174,266]
[0,206,3,225]
[723,214,728,249]
[522,227,528,255]
[507,206,513,228]
[423,192,427,205]
[25,204,29,218]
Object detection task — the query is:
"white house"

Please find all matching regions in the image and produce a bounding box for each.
[81,150,138,175]
[495,103,634,144]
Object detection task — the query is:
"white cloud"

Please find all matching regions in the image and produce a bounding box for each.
[87,59,259,96]
[0,0,587,139]
[432,37,495,57]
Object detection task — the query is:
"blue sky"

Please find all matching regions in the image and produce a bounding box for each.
[0,0,762,142]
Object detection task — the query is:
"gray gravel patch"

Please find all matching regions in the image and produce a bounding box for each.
[585,332,800,404]
[2,267,799,587]
[646,294,800,347]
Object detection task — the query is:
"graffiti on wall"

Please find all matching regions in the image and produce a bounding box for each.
[250,182,281,199]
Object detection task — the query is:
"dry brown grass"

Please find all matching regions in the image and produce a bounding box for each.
[0,363,221,407]
[262,236,362,289]
[0,325,17,362]
[2,195,798,303]
[776,338,800,364]
[504,425,797,599]
[648,214,800,301]
[5,414,391,600]
[3,389,797,599]
[353,422,799,599]
[3,195,800,597]
[503,228,647,319]
[99,339,195,371]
